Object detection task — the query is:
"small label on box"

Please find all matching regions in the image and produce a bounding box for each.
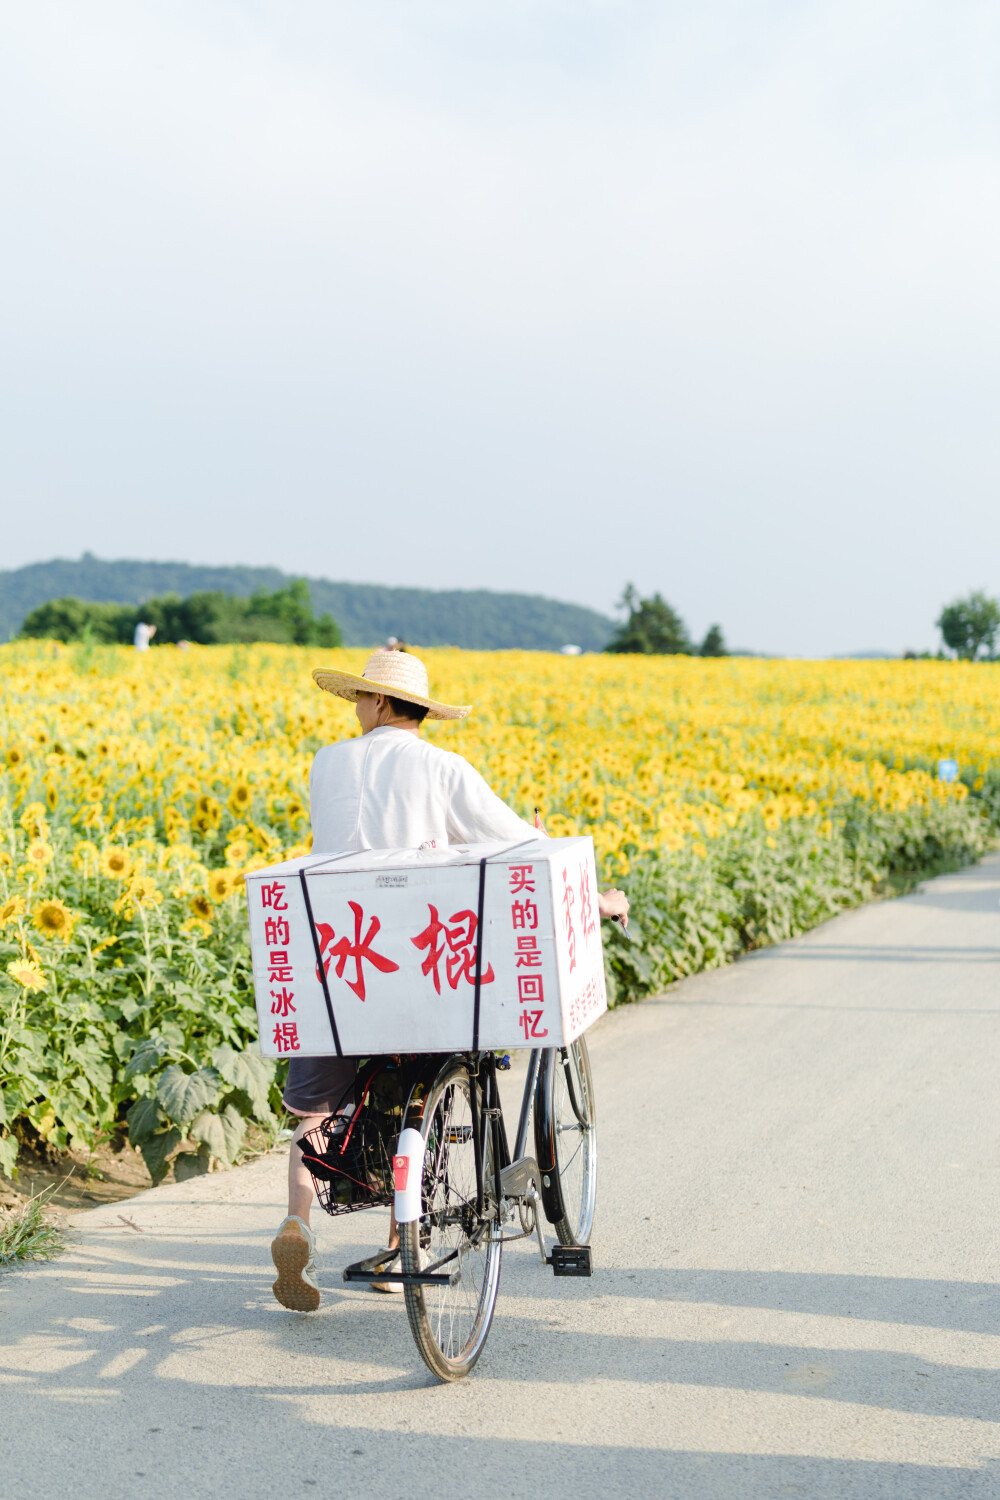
[376,874,409,888]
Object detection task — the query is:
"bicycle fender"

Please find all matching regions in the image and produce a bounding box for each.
[392,1127,426,1223]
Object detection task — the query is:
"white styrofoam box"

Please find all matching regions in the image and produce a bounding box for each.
[245,836,607,1057]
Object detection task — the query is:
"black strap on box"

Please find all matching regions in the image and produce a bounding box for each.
[472,856,488,1053]
[298,866,343,1058]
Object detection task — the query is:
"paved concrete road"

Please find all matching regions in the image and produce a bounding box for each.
[2,858,999,1499]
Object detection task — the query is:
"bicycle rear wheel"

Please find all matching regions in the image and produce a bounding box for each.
[535,1036,597,1246]
[401,1059,502,1382]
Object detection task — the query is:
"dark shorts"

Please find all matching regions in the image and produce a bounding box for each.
[282,1055,359,1116]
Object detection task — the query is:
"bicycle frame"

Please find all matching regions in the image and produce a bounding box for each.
[344,1045,591,1292]
[465,1048,545,1236]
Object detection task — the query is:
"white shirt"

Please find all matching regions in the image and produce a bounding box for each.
[309,727,539,855]
[134,622,152,651]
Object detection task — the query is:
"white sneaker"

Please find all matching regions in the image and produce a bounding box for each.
[271,1215,320,1312]
[371,1245,405,1294]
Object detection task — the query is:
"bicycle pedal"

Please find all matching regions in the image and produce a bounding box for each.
[548,1244,593,1277]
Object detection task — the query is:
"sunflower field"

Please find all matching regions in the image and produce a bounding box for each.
[1,640,996,1185]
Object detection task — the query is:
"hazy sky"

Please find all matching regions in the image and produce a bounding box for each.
[2,1,999,654]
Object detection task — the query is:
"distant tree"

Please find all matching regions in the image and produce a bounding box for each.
[936,591,1000,661]
[3,556,616,648]
[244,579,342,647]
[606,585,690,655]
[699,624,727,657]
[20,597,134,643]
[20,580,342,648]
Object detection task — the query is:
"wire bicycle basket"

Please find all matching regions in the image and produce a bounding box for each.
[298,1057,413,1217]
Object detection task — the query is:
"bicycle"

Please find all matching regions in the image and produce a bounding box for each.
[307,1038,597,1382]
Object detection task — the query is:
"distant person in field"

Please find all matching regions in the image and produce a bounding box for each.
[270,648,630,1312]
[133,621,156,651]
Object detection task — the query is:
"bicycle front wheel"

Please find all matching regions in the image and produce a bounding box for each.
[401,1059,502,1382]
[535,1036,597,1246]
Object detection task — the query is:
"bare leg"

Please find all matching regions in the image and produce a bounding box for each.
[287,1113,324,1225]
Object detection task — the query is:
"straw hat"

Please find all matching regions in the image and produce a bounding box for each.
[312,650,471,721]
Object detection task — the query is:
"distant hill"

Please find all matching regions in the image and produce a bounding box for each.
[0,555,615,652]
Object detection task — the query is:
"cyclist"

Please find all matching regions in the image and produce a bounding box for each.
[270,648,629,1312]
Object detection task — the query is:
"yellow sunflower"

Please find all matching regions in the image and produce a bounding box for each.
[72,840,100,874]
[284,797,307,826]
[100,845,132,880]
[19,802,49,838]
[189,893,213,922]
[282,840,312,862]
[25,839,55,869]
[4,743,25,768]
[45,784,58,812]
[224,837,250,869]
[163,806,189,843]
[207,869,233,903]
[6,958,46,992]
[113,875,161,917]
[180,917,212,939]
[194,795,222,829]
[0,895,26,927]
[227,780,253,816]
[32,899,77,942]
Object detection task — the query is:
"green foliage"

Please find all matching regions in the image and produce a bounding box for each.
[606,585,691,655]
[0,826,285,1187]
[0,1187,65,1264]
[20,581,341,649]
[20,598,134,645]
[2,556,616,650]
[699,624,727,657]
[604,795,992,1005]
[936,591,1000,661]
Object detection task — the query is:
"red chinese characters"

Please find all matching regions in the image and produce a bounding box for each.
[578,862,597,941]
[269,987,296,1017]
[508,863,548,1039]
[267,949,294,984]
[260,880,298,1025]
[257,876,296,1032]
[511,898,538,930]
[411,905,495,995]
[518,1008,548,1040]
[515,934,541,967]
[561,866,577,973]
[315,902,400,1002]
[566,976,602,1036]
[272,1020,300,1052]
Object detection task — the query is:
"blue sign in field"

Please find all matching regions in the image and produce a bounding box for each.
[937,758,959,783]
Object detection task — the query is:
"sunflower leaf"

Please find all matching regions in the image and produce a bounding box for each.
[126,1095,161,1146]
[155,1066,221,1128]
[220,1103,247,1164]
[189,1109,227,1164]
[139,1128,181,1187]
[173,1145,211,1181]
[212,1044,274,1120]
[0,1134,18,1178]
[123,1035,170,1081]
